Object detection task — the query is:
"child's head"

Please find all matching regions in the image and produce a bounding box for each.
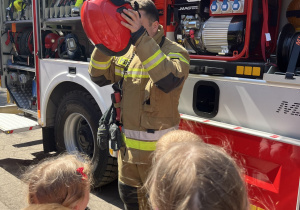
[22,153,92,210]
[146,142,248,210]
[154,130,202,161]
[23,203,70,210]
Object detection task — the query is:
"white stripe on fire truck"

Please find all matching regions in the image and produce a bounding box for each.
[180,113,300,147]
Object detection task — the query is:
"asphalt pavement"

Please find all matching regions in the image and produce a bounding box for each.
[0,87,123,209]
[0,128,123,210]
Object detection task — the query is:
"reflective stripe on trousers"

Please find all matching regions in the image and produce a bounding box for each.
[122,126,178,151]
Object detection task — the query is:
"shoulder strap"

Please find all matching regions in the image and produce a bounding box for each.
[112,52,135,92]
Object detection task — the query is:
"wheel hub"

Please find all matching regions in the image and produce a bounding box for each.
[64,113,94,157]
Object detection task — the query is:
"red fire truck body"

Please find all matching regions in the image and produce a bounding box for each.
[180,117,300,209]
[1,0,300,209]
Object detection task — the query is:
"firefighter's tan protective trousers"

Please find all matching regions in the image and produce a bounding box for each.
[118,147,152,210]
[117,126,178,209]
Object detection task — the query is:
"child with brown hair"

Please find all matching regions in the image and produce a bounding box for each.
[22,153,92,210]
[145,131,248,210]
[154,130,203,161]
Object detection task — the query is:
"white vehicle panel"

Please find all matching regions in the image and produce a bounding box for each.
[39,59,113,126]
[179,74,300,139]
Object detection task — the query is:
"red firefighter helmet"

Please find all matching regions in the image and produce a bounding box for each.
[81,0,133,56]
[45,33,60,50]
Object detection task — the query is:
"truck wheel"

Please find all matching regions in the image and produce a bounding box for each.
[54,90,117,187]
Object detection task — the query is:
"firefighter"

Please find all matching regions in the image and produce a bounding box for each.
[88,0,190,209]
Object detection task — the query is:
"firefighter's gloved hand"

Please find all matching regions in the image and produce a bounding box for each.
[131,26,145,45]
[97,124,109,150]
[109,123,122,151]
[120,9,142,33]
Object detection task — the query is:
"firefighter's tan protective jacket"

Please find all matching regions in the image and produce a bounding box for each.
[89,25,190,163]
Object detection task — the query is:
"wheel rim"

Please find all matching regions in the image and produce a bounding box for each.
[64,113,94,157]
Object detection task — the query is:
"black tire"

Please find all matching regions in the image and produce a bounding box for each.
[54,90,118,187]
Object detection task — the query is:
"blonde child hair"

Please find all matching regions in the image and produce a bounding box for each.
[22,153,92,209]
[146,141,248,210]
[154,130,202,161]
[23,203,70,210]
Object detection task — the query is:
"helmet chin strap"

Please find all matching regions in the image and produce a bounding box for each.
[133,1,141,18]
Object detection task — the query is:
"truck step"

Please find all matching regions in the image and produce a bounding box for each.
[0,113,40,134]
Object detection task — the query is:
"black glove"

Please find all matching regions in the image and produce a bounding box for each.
[109,123,122,151]
[131,26,145,45]
[97,105,113,150]
[97,123,109,150]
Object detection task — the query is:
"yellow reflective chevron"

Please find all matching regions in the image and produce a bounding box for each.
[122,134,157,151]
[126,73,149,79]
[127,68,149,78]
[168,53,189,65]
[123,127,178,141]
[115,74,149,79]
[143,49,161,66]
[142,49,166,71]
[115,66,124,76]
[90,57,112,70]
[115,67,149,79]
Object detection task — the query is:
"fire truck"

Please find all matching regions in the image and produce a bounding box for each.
[0,0,299,209]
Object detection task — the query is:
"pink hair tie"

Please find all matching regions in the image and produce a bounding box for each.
[76,167,88,180]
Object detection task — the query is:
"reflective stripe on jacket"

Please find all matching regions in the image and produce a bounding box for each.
[88,25,190,163]
[122,126,178,151]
